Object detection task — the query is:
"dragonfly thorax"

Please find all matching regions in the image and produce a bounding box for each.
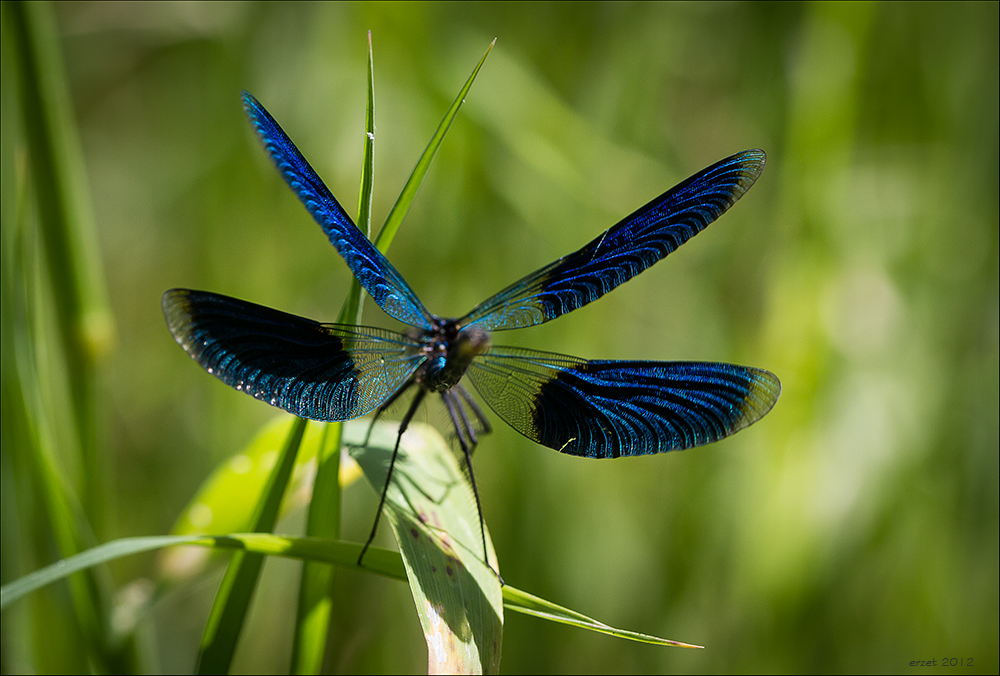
[419,322,491,393]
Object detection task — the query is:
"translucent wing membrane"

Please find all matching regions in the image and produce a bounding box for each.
[163,289,425,421]
[462,150,766,331]
[242,92,435,330]
[467,346,780,458]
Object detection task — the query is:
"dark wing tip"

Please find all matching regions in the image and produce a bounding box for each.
[241,91,279,150]
[738,367,781,428]
[727,149,767,197]
[162,287,191,329]
[161,288,202,354]
[734,148,766,172]
[241,90,260,114]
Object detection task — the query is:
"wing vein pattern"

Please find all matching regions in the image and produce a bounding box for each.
[242,92,434,329]
[467,345,780,458]
[463,150,766,331]
[163,289,425,421]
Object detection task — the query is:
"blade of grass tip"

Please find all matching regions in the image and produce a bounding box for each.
[501,586,702,649]
[291,31,376,675]
[196,416,307,675]
[374,38,495,253]
[337,31,376,328]
[356,30,376,243]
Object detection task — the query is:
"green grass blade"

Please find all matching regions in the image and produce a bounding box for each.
[9,0,115,529]
[501,586,703,649]
[291,422,344,675]
[374,38,495,253]
[2,534,406,612]
[3,531,693,649]
[336,41,501,672]
[346,421,504,674]
[3,536,195,611]
[4,1,118,670]
[356,30,376,245]
[196,416,308,674]
[161,416,352,582]
[6,370,104,669]
[291,32,377,674]
[0,20,38,666]
[337,31,376,329]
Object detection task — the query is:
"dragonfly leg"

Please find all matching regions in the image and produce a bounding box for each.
[361,380,414,447]
[358,387,426,567]
[443,388,478,468]
[442,389,499,581]
[457,383,492,456]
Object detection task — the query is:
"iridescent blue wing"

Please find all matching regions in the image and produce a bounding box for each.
[242,92,435,330]
[162,289,425,421]
[467,346,779,457]
[462,150,766,331]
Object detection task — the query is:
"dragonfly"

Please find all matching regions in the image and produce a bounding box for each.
[163,91,781,569]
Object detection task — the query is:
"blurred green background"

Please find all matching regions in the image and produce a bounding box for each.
[2,1,997,673]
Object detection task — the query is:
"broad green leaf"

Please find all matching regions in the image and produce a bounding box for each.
[347,421,503,674]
